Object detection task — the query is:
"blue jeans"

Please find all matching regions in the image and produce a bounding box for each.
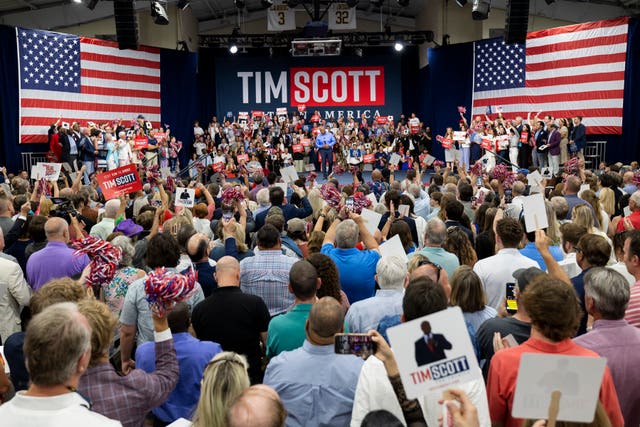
[319,148,333,177]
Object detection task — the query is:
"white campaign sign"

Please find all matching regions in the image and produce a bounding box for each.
[360,207,382,238]
[35,162,62,181]
[175,188,195,208]
[387,307,482,399]
[379,234,408,263]
[512,354,605,423]
[522,193,548,232]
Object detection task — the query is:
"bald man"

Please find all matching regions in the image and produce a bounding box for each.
[26,217,89,290]
[191,256,271,384]
[264,297,364,426]
[228,385,287,427]
[186,233,217,297]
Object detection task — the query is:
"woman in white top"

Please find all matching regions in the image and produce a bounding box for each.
[115,131,133,166]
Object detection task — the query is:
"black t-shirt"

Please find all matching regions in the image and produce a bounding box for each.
[476,316,531,378]
[192,286,270,383]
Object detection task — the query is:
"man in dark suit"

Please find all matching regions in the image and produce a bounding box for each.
[414,320,452,366]
[532,120,549,169]
[570,116,586,160]
[59,127,79,169]
[254,186,312,230]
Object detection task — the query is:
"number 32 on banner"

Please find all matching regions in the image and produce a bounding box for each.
[328,4,356,30]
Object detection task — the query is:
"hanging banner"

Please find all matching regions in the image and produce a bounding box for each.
[327,3,357,30]
[267,2,296,31]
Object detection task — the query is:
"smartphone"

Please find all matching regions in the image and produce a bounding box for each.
[504,189,513,204]
[222,210,234,220]
[345,197,354,212]
[506,282,518,314]
[476,176,482,187]
[334,333,375,357]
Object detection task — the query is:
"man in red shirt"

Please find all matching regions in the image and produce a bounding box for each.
[487,275,624,427]
[616,191,640,232]
[624,230,640,328]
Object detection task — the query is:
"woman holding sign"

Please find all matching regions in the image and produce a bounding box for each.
[441,127,457,170]
[518,123,533,169]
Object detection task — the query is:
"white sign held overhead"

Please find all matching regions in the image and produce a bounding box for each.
[175,188,195,208]
[360,207,382,239]
[280,166,299,183]
[379,234,408,263]
[522,193,548,233]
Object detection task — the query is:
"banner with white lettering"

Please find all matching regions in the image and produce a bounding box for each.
[96,164,142,199]
[215,56,402,122]
[267,2,296,31]
[328,3,357,30]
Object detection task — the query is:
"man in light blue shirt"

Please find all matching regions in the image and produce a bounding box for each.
[407,183,430,220]
[315,126,336,179]
[409,218,460,278]
[346,256,406,333]
[264,297,364,427]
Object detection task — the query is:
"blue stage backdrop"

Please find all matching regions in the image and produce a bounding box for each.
[422,17,640,164]
[213,55,403,122]
[0,25,198,171]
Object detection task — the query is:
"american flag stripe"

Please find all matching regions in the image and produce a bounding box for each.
[472,17,628,135]
[18,27,161,144]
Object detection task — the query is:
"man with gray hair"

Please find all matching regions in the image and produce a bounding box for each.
[90,198,121,240]
[504,181,526,219]
[615,190,640,232]
[345,255,407,333]
[254,187,272,217]
[407,183,430,220]
[0,302,122,426]
[322,211,380,304]
[410,218,460,278]
[574,267,640,426]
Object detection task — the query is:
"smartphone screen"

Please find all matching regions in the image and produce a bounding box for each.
[506,282,518,314]
[334,333,375,357]
[476,176,482,187]
[345,197,354,212]
[504,189,513,204]
[222,210,234,220]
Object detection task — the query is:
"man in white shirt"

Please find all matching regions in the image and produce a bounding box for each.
[473,217,539,310]
[504,181,526,219]
[0,302,121,426]
[351,276,491,427]
[557,223,586,279]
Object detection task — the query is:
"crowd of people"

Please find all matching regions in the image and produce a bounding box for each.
[0,108,638,427]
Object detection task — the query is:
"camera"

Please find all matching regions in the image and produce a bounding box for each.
[49,197,78,224]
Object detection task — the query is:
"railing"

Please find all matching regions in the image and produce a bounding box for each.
[583,141,606,168]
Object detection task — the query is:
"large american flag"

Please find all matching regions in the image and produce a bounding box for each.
[472,17,628,135]
[17,27,161,144]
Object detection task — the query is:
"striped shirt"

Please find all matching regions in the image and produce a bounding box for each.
[625,280,640,328]
[240,250,296,316]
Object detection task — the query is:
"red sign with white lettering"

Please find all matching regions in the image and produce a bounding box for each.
[97,164,142,199]
[290,66,385,107]
[292,144,304,153]
[134,136,148,150]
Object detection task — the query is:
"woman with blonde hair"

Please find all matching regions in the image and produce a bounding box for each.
[191,352,250,427]
[581,189,609,234]
[599,186,615,219]
[572,204,614,263]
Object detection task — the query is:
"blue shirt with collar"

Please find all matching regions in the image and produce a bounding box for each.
[135,332,222,423]
[321,243,380,304]
[519,242,564,271]
[264,340,364,427]
[315,131,336,149]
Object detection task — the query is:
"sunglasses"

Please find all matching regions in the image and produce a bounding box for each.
[417,259,442,283]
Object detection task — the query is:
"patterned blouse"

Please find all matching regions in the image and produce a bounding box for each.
[102,266,142,317]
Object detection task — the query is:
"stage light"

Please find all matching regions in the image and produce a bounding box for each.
[472,0,490,20]
[151,1,170,25]
[234,0,245,8]
[397,0,409,6]
[394,36,405,51]
[73,0,82,3]
[262,0,274,7]
[456,0,467,6]
[177,0,190,10]
[87,0,99,10]
[229,43,238,54]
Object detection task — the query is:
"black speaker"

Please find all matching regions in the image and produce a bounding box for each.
[504,0,529,45]
[114,0,139,50]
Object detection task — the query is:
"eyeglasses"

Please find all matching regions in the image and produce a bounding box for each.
[417,259,442,283]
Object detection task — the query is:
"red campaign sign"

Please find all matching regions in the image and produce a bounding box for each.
[292,144,304,153]
[410,125,420,134]
[481,138,494,150]
[441,138,453,149]
[520,131,529,143]
[312,128,321,137]
[236,154,249,163]
[376,116,388,124]
[154,132,166,142]
[290,66,385,107]
[96,164,142,199]
[301,138,311,147]
[297,104,306,112]
[134,136,148,150]
[212,162,225,173]
[252,110,264,118]
[363,153,375,163]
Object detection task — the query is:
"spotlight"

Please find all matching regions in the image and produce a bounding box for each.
[151,1,170,25]
[73,0,82,3]
[229,43,238,54]
[87,0,99,10]
[456,0,467,6]
[234,0,245,8]
[394,36,405,51]
[346,0,358,6]
[177,0,190,10]
[472,0,490,20]
[261,0,273,7]
[397,0,409,6]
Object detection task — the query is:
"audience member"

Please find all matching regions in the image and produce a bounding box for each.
[227,384,287,427]
[449,265,497,333]
[411,218,460,278]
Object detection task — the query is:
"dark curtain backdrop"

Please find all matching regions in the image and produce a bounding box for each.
[422,17,639,164]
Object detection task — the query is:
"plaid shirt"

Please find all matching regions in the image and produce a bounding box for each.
[240,249,296,316]
[78,338,179,427]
